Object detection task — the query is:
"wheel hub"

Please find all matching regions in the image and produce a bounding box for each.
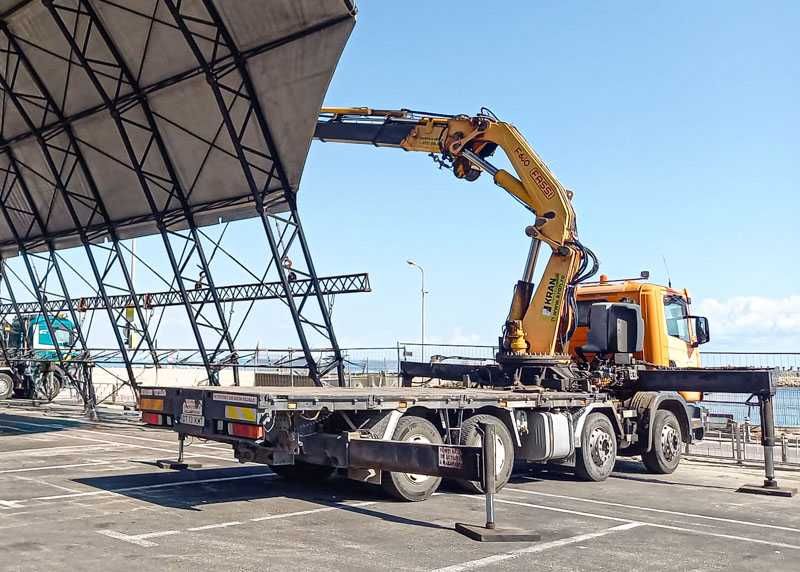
[0,376,11,398]
[589,427,613,467]
[660,424,680,461]
[478,432,507,477]
[405,433,432,484]
[493,434,507,476]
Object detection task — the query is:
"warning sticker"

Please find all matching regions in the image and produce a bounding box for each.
[141,388,166,397]
[438,446,464,470]
[182,398,203,416]
[212,392,258,405]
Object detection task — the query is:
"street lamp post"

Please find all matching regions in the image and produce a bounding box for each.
[406,260,426,360]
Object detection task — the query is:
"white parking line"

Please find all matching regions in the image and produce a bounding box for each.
[186,521,242,531]
[0,443,136,458]
[433,522,644,572]
[12,475,80,493]
[491,493,800,551]
[0,504,157,531]
[0,424,40,433]
[646,522,800,551]
[248,502,377,522]
[10,430,231,461]
[100,501,379,546]
[0,461,112,474]
[0,418,227,452]
[0,500,24,509]
[6,471,276,505]
[490,497,633,524]
[509,486,800,534]
[97,529,180,548]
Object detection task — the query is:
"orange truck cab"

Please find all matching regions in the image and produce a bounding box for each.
[571,276,711,401]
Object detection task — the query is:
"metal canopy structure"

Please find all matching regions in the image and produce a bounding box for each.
[0,0,359,413]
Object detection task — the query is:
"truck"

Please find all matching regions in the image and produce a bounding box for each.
[0,314,73,400]
[137,107,754,501]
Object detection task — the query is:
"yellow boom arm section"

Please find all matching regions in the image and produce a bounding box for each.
[315,108,597,355]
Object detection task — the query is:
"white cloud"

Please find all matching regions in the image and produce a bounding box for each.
[443,328,484,346]
[694,295,800,351]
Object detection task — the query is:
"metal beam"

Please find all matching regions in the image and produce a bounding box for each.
[0,25,159,390]
[0,151,95,411]
[164,0,346,386]
[0,272,370,314]
[45,0,243,386]
[0,256,25,387]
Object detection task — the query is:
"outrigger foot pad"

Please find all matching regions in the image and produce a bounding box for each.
[455,523,541,542]
[155,459,201,470]
[737,483,796,497]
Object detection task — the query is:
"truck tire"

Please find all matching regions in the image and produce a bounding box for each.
[269,461,335,483]
[642,409,682,474]
[456,414,515,494]
[381,415,443,502]
[38,372,62,402]
[575,412,617,482]
[0,373,13,400]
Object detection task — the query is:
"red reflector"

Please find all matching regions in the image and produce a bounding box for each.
[228,422,263,439]
[142,412,163,425]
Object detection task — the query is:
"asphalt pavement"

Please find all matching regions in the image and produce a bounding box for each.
[2,402,799,571]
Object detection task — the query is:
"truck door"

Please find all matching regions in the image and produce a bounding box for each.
[663,295,700,367]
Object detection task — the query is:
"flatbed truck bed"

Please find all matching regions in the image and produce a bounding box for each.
[138,368,778,501]
[142,384,606,412]
[138,373,747,500]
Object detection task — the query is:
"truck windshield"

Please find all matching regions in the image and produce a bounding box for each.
[664,295,690,342]
[54,328,72,346]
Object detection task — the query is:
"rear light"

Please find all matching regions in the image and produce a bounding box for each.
[142,412,163,425]
[139,398,164,412]
[228,422,263,439]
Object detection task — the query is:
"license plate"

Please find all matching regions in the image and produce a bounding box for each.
[181,414,205,427]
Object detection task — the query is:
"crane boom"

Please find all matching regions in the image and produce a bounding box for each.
[315,108,598,358]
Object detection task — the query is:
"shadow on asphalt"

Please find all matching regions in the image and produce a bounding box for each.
[73,465,454,530]
[508,458,737,492]
[0,412,81,435]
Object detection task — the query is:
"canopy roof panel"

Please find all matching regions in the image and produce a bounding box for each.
[0,0,356,255]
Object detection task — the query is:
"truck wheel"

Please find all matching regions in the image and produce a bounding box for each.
[575,412,617,482]
[642,409,682,474]
[269,461,335,483]
[382,416,443,501]
[38,372,62,402]
[456,414,515,494]
[0,373,13,400]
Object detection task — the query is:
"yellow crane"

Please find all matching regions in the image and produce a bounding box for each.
[315,107,598,369]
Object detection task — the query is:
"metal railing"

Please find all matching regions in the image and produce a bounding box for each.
[701,391,800,427]
[701,352,800,385]
[48,346,800,417]
[688,419,800,468]
[701,351,800,369]
[48,343,800,472]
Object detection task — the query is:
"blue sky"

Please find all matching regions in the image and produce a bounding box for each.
[296,1,799,351]
[5,1,796,355]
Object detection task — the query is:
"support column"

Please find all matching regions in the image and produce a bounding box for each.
[737,391,796,497]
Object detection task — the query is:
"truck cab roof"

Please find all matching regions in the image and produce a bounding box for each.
[576,280,689,301]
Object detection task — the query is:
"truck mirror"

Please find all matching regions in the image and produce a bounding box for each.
[690,316,710,347]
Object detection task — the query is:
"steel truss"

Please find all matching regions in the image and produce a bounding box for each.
[43,0,244,387]
[0,273,370,315]
[164,0,347,385]
[0,26,157,402]
[0,1,357,412]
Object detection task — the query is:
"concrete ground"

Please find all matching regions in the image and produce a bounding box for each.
[2,402,800,571]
